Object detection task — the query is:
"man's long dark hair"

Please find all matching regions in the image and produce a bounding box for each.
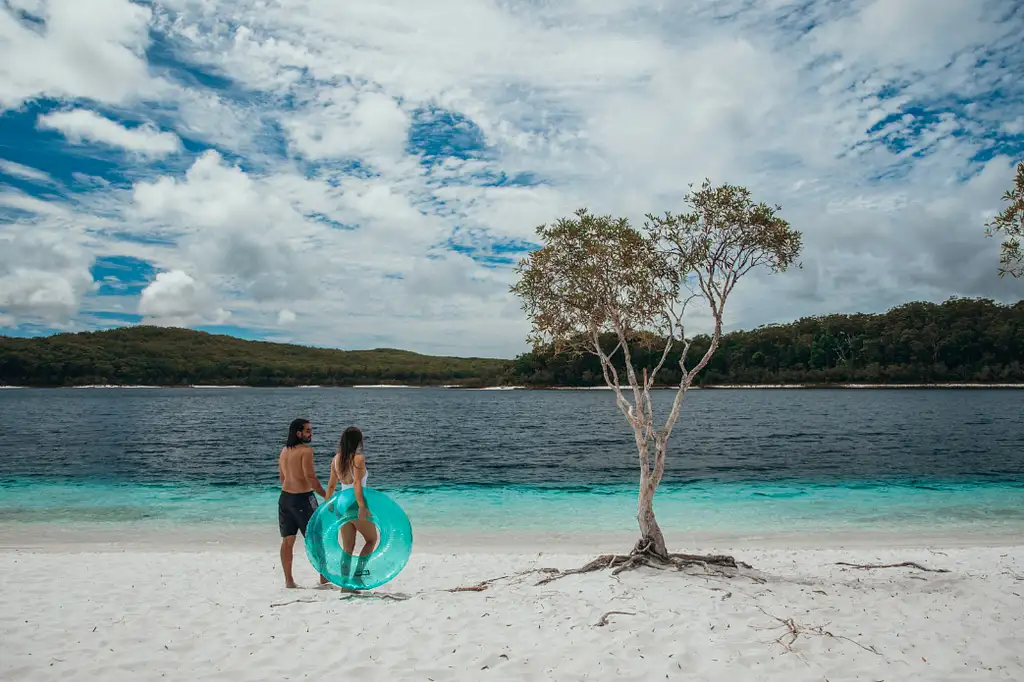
[337,426,363,478]
[286,418,310,447]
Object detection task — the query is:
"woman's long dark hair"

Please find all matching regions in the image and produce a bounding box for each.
[286,418,310,447]
[337,426,363,478]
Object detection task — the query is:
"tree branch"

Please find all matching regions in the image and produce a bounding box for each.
[592,327,635,423]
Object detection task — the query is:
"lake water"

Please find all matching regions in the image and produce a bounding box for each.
[1,387,1023,541]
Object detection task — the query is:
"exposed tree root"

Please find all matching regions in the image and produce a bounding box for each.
[535,550,754,586]
[445,542,757,594]
[448,568,560,593]
[594,610,635,627]
[835,561,950,573]
[754,606,882,658]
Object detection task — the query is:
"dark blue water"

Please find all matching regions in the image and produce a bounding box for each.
[1,387,1022,534]
[2,387,1022,485]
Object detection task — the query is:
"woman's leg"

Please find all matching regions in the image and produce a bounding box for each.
[339,521,357,578]
[351,519,378,582]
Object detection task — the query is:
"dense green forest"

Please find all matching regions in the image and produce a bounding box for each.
[506,297,1024,386]
[1,297,1021,387]
[0,326,508,387]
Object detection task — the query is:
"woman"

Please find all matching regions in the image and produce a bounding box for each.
[325,426,377,587]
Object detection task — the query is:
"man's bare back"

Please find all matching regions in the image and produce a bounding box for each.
[279,444,325,495]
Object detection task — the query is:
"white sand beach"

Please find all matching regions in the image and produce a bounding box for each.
[2,529,1022,681]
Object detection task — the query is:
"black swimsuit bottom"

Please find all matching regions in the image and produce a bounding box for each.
[278,490,318,537]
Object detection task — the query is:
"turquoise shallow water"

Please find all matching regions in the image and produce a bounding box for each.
[2,479,1023,537]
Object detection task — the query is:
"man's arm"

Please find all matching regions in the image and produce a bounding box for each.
[302,447,326,497]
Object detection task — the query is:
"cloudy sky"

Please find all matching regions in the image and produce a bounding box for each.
[1,0,1022,358]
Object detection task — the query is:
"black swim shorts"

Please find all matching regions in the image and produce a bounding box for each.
[278,490,319,538]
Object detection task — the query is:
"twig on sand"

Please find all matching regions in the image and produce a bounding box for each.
[271,598,321,608]
[339,592,409,602]
[754,606,882,658]
[594,610,635,627]
[272,592,410,606]
[835,561,950,573]
[447,568,560,593]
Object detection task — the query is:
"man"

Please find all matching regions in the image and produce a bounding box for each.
[278,417,328,588]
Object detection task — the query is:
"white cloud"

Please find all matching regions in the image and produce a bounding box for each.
[0,160,56,185]
[0,227,95,323]
[138,270,229,326]
[37,109,182,158]
[0,0,164,111]
[284,90,411,166]
[1,0,1022,357]
[130,150,326,302]
[1003,117,1024,136]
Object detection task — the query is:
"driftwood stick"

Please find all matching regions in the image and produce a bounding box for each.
[594,611,635,627]
[449,567,560,593]
[835,561,950,573]
[270,598,321,608]
[339,592,409,602]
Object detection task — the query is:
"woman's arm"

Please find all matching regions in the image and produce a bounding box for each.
[353,454,370,519]
[325,455,338,500]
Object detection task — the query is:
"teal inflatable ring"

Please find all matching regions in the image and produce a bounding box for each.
[304,487,413,590]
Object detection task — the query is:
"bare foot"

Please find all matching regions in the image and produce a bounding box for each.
[319,575,330,585]
[285,580,298,589]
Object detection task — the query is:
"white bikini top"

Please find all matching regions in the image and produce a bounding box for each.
[333,455,368,490]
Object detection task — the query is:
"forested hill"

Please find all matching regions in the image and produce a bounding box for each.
[1,297,1022,387]
[0,326,509,387]
[506,298,1024,387]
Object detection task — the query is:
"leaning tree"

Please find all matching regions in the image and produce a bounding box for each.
[510,180,802,578]
[985,160,1023,278]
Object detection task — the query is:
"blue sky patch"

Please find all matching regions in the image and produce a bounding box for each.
[0,101,130,188]
[89,256,159,297]
[478,170,546,188]
[407,106,488,164]
[440,227,538,267]
[304,212,356,230]
[194,324,282,342]
[88,311,144,324]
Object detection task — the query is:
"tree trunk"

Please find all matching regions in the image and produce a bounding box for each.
[635,480,668,558]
